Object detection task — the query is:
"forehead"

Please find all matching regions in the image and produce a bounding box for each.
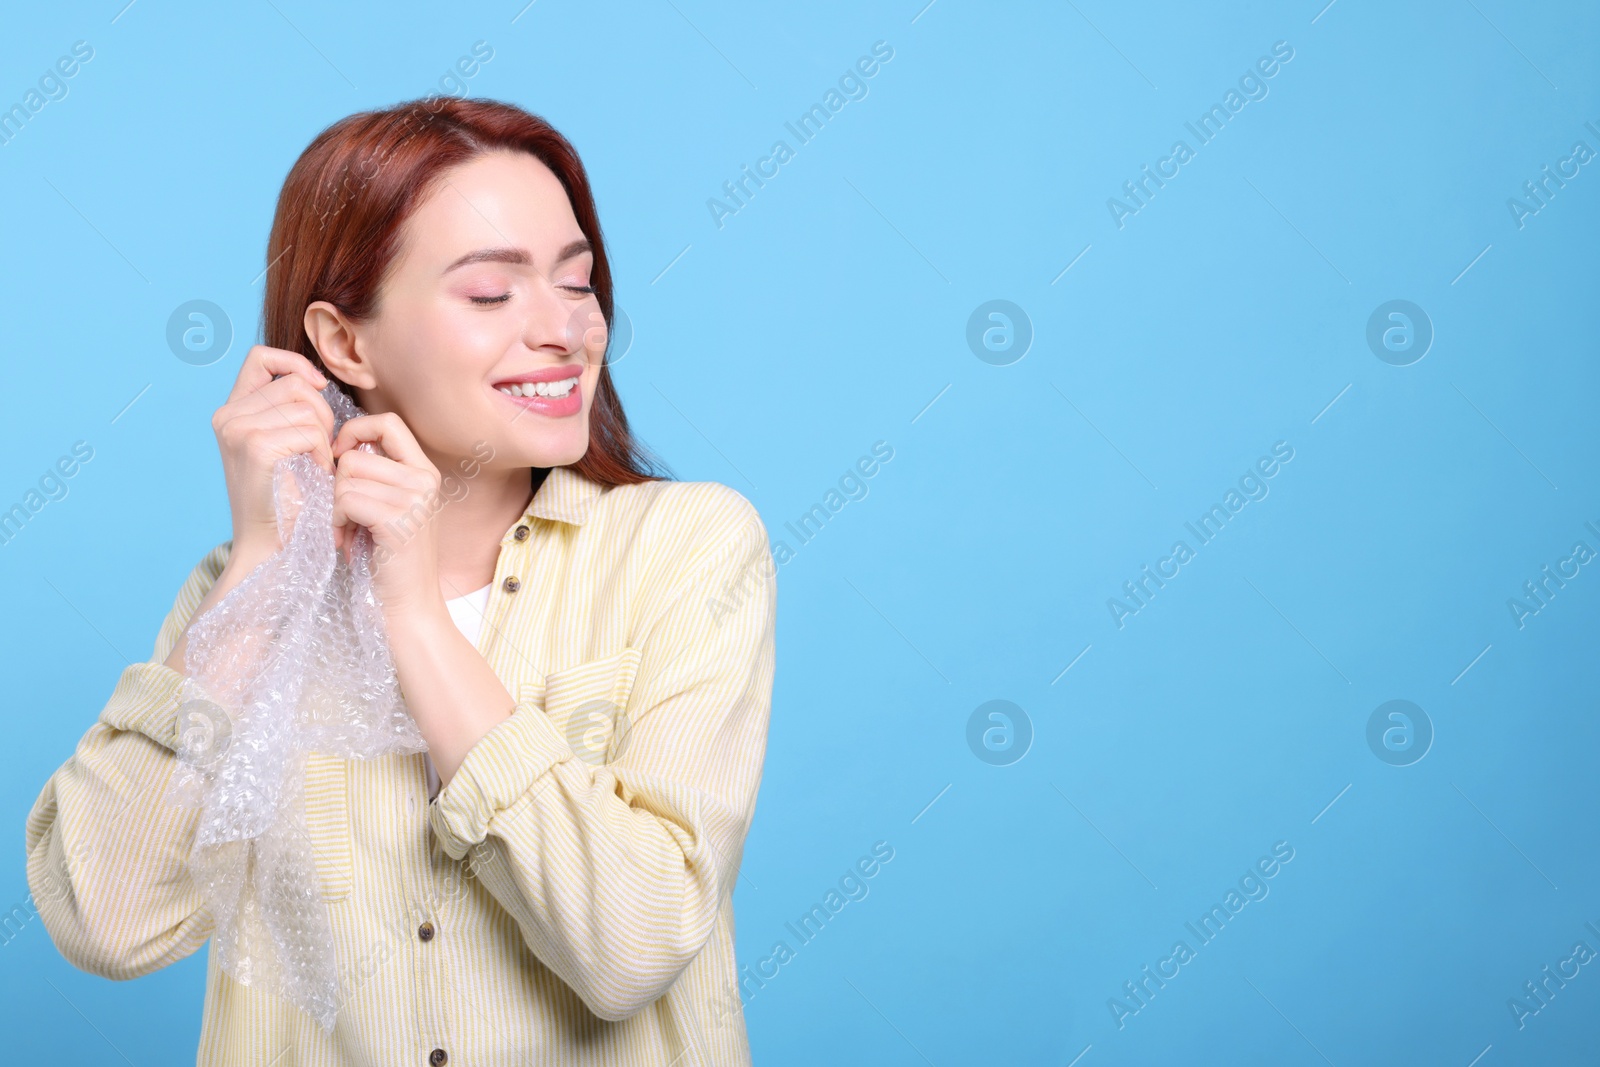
[397,150,583,267]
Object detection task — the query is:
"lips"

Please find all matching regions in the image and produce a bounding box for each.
[491,365,585,387]
[492,373,582,417]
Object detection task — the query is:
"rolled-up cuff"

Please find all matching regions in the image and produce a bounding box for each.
[427,705,572,860]
[97,661,190,751]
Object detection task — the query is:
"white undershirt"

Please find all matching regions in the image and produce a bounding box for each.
[423,581,494,800]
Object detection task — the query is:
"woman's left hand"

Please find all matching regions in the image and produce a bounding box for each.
[330,411,444,622]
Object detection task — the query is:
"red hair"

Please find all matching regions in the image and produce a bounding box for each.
[261,95,667,488]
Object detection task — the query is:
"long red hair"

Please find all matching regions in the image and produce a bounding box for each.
[261,95,667,487]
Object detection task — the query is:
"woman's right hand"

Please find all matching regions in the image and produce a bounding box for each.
[212,345,337,565]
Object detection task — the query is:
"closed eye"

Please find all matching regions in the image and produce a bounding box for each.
[471,286,593,304]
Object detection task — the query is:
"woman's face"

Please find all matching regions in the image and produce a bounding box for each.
[332,149,607,472]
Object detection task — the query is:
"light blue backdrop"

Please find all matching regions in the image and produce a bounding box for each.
[3,1,1597,1064]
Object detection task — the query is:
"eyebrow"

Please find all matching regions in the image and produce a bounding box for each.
[442,239,593,274]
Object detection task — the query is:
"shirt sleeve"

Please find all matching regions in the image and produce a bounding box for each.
[427,503,778,1022]
[23,540,231,979]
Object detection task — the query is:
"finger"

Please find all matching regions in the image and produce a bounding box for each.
[221,409,335,473]
[222,409,326,457]
[330,446,437,494]
[223,378,336,456]
[228,345,330,405]
[332,475,423,522]
[330,487,406,541]
[331,412,432,471]
[250,372,337,443]
[262,427,337,475]
[220,415,332,476]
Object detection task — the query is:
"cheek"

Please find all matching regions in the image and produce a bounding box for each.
[374,313,504,429]
[395,310,517,391]
[439,309,515,360]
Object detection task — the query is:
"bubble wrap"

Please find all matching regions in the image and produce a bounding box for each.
[163,381,428,1033]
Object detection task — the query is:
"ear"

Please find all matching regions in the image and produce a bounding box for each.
[304,301,377,390]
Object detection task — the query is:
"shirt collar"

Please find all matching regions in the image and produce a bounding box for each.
[521,465,606,528]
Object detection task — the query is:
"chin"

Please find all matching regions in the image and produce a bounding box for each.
[519,432,589,469]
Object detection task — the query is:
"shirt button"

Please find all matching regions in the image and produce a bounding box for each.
[418,921,435,942]
[513,524,530,541]
[502,575,520,593]
[429,1049,448,1066]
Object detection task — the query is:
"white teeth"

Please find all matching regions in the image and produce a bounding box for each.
[497,377,578,399]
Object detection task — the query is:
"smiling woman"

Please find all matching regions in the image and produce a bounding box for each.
[24,97,778,1067]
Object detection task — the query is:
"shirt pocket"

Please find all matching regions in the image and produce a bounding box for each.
[519,646,643,765]
[303,750,353,902]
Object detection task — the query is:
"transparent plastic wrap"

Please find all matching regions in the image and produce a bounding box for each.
[163,381,427,1033]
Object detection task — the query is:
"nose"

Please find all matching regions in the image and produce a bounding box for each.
[519,285,588,358]
[525,308,607,369]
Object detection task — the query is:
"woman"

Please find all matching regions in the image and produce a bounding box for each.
[24,96,777,1066]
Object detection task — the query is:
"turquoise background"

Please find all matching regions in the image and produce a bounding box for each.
[4,1,1598,1063]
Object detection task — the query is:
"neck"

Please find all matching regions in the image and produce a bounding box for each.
[422,454,539,600]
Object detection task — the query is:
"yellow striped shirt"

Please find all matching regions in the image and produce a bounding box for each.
[24,464,777,1065]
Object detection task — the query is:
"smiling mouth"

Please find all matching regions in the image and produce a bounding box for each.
[491,372,584,422]
[494,376,579,399]
[490,361,587,420]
